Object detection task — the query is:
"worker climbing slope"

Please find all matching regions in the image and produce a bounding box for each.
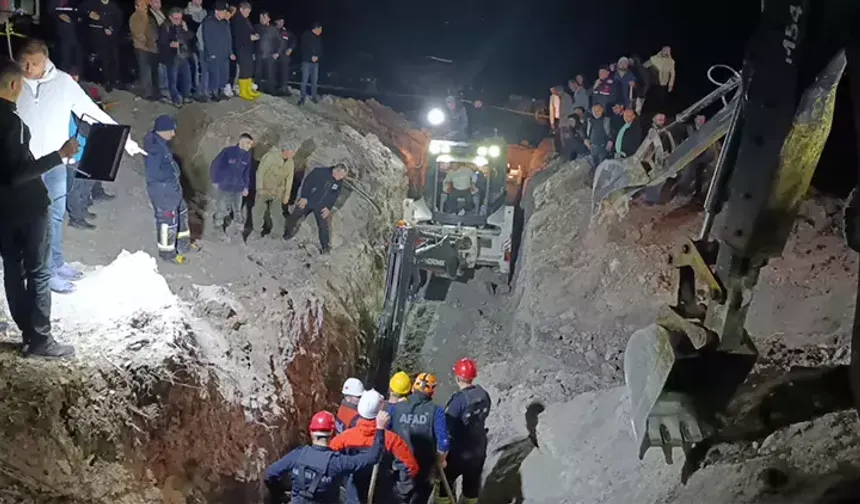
[336,377,365,434]
[438,358,491,504]
[390,373,449,504]
[262,409,390,504]
[330,390,420,504]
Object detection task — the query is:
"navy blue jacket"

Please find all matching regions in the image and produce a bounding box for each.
[210,145,252,193]
[264,429,384,503]
[200,15,232,59]
[445,385,491,458]
[299,167,343,210]
[144,131,181,185]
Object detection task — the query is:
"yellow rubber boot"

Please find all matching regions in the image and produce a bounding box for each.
[248,79,262,98]
[238,79,256,101]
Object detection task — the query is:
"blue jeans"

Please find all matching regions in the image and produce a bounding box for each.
[158,63,168,90]
[41,165,67,273]
[65,166,94,221]
[168,58,192,103]
[207,55,230,94]
[300,61,319,99]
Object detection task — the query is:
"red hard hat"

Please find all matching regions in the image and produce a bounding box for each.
[308,411,336,433]
[453,358,478,381]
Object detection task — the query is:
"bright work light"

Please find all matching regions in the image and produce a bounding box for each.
[488,145,501,158]
[427,108,446,126]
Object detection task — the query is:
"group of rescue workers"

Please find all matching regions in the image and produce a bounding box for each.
[263,357,490,504]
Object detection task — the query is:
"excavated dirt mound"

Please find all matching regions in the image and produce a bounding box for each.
[0,93,409,503]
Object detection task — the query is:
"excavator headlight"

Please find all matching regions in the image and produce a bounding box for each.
[477,146,489,157]
[488,145,501,158]
[427,108,446,126]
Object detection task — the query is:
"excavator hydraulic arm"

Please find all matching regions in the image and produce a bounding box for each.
[619,0,854,473]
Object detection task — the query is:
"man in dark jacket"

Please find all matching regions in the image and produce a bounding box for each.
[273,15,296,96]
[591,66,618,110]
[614,108,642,159]
[0,59,78,358]
[48,0,82,72]
[144,115,195,264]
[585,103,613,168]
[677,114,715,197]
[254,11,280,94]
[210,133,254,233]
[231,1,261,100]
[83,0,123,90]
[283,163,346,254]
[609,103,625,139]
[201,2,232,101]
[159,8,194,106]
[299,22,323,105]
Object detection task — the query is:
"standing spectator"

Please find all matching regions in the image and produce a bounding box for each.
[548,85,573,152]
[630,54,652,114]
[643,46,676,112]
[0,58,79,358]
[15,39,144,293]
[130,0,160,101]
[254,11,280,94]
[148,0,168,94]
[48,0,82,72]
[183,0,207,100]
[568,75,590,112]
[144,115,195,264]
[643,113,668,205]
[83,0,123,91]
[614,57,637,110]
[274,15,296,96]
[591,66,618,110]
[159,8,194,107]
[585,103,613,169]
[283,163,347,254]
[615,109,642,159]
[232,1,261,101]
[299,21,323,105]
[677,114,714,197]
[609,103,625,138]
[254,141,298,238]
[210,134,254,233]
[201,2,233,100]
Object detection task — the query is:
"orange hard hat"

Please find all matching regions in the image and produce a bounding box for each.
[413,372,438,396]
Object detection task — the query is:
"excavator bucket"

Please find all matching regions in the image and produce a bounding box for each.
[624,324,758,463]
[591,94,740,220]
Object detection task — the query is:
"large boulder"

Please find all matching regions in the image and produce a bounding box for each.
[0,94,408,503]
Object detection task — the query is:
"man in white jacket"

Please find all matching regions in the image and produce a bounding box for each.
[16,39,146,294]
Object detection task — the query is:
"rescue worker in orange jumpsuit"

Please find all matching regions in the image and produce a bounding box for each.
[330,390,420,503]
[436,358,491,504]
[336,377,365,433]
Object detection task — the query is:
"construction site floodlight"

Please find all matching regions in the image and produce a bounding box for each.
[488,145,501,158]
[427,108,446,126]
[477,146,489,157]
[474,156,489,167]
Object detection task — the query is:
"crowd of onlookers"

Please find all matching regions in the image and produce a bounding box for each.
[48,0,324,106]
[547,45,718,202]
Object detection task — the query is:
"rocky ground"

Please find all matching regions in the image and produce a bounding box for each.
[400,157,860,503]
[0,91,415,503]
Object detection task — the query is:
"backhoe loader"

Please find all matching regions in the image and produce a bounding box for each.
[591,0,860,478]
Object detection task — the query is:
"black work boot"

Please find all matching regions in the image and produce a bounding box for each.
[92,191,115,202]
[68,218,97,230]
[25,338,76,359]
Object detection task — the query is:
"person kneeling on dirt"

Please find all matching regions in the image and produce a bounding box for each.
[254,140,298,238]
[437,357,491,504]
[263,409,390,504]
[283,163,347,254]
[210,133,253,233]
[440,163,480,215]
[336,377,365,434]
[144,115,195,264]
[330,390,420,504]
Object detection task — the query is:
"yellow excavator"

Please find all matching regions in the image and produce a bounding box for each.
[592,0,860,481]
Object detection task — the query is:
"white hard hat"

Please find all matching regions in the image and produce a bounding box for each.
[342,377,365,397]
[357,389,384,419]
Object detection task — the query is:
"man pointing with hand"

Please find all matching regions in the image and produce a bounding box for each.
[15,39,146,295]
